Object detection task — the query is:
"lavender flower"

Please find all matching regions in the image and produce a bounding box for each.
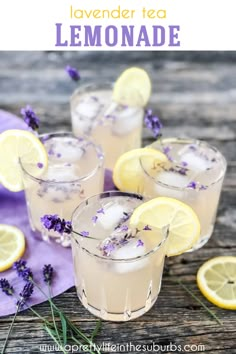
[92,215,98,224]
[13,260,33,281]
[20,105,40,131]
[17,282,34,308]
[65,65,80,81]
[143,225,152,231]
[41,215,72,234]
[200,184,207,190]
[187,181,197,189]
[120,225,129,232]
[163,146,173,161]
[136,239,144,247]
[100,241,116,257]
[97,208,105,214]
[81,231,89,237]
[144,109,162,138]
[43,264,54,285]
[37,162,44,169]
[0,279,14,296]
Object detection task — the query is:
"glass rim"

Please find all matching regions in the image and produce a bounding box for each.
[70,82,113,103]
[71,190,169,262]
[141,137,227,190]
[20,131,104,184]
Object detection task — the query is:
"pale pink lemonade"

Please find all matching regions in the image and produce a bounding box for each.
[21,133,104,246]
[141,138,227,250]
[71,85,144,170]
[71,192,167,321]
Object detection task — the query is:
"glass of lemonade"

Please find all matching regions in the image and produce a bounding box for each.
[70,83,144,170]
[21,132,104,246]
[71,191,168,321]
[140,138,227,250]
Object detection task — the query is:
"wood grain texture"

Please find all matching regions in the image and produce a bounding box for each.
[0,51,235,354]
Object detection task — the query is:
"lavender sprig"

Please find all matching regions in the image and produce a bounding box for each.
[65,65,80,81]
[43,265,54,285]
[20,105,40,131]
[41,215,72,235]
[17,282,34,308]
[0,279,14,296]
[144,109,162,138]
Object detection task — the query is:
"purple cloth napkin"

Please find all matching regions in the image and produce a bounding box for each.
[0,109,115,317]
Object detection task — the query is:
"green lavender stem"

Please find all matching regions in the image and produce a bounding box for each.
[1,306,19,354]
[176,279,222,325]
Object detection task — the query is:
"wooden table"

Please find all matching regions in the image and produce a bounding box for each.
[0,51,235,354]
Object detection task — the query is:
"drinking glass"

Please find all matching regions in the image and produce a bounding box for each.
[21,132,104,246]
[71,191,168,321]
[70,83,144,170]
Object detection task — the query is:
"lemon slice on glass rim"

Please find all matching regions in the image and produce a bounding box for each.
[0,224,26,272]
[112,67,152,107]
[113,147,168,194]
[130,197,201,257]
[0,129,48,192]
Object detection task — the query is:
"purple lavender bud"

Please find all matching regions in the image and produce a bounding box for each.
[21,268,33,281]
[13,260,33,281]
[17,282,34,308]
[200,184,207,190]
[0,278,14,296]
[143,225,152,231]
[92,215,98,224]
[65,65,80,81]
[81,231,89,237]
[137,239,144,247]
[97,208,105,214]
[120,225,129,232]
[144,109,162,138]
[37,162,44,169]
[20,105,40,131]
[43,264,54,285]
[41,215,72,235]
[187,181,197,189]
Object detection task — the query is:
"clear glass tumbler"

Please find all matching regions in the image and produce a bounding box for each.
[140,138,227,250]
[70,83,144,170]
[21,132,104,246]
[71,191,168,321]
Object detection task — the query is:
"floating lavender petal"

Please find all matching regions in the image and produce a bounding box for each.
[136,239,144,247]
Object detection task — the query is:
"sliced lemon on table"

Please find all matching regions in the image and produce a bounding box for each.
[130,197,201,257]
[113,148,167,193]
[112,67,152,107]
[0,129,48,192]
[197,256,236,310]
[0,224,26,272]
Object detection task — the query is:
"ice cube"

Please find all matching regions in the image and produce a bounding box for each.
[46,138,84,163]
[112,239,147,273]
[97,203,126,230]
[105,103,143,136]
[155,171,189,199]
[73,96,102,134]
[180,151,211,172]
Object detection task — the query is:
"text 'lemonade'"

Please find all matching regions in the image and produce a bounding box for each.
[71,68,151,170]
[22,132,104,246]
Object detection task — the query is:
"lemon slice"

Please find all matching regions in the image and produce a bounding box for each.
[112,67,152,107]
[0,129,48,192]
[113,148,167,193]
[130,197,201,256]
[197,256,236,310]
[0,224,26,272]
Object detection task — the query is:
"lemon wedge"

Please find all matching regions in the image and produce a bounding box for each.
[197,256,236,310]
[0,224,26,272]
[113,148,167,193]
[0,129,48,192]
[112,67,152,107]
[130,197,201,256]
